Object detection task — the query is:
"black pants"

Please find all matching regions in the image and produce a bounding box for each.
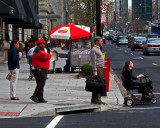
[32,68,47,100]
[132,82,149,97]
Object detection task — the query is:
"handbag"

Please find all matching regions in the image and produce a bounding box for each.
[85,76,106,94]
[6,72,11,81]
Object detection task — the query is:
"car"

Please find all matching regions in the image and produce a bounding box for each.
[130,37,146,51]
[116,36,128,46]
[112,36,117,44]
[143,38,160,55]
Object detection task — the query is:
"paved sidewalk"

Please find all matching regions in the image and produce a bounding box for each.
[0,54,124,118]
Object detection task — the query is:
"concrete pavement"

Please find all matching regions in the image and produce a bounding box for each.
[0,50,125,118]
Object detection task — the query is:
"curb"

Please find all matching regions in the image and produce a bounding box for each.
[110,68,128,97]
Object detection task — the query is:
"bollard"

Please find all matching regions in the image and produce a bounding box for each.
[103,58,110,92]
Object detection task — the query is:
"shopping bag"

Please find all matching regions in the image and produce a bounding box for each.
[6,72,11,81]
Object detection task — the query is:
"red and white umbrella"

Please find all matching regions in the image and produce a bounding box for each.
[49,24,90,40]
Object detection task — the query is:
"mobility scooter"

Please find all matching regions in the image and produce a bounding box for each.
[121,75,157,106]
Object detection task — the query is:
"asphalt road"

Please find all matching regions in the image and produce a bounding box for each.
[102,40,160,107]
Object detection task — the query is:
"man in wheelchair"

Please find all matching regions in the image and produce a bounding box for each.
[121,60,149,101]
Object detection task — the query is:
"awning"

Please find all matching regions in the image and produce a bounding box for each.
[14,0,42,29]
[1,0,32,24]
[0,0,15,16]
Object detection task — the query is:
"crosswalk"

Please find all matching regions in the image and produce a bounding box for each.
[45,115,64,128]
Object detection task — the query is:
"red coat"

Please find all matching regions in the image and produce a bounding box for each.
[31,46,51,70]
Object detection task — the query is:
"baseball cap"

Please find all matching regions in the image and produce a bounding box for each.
[37,39,45,44]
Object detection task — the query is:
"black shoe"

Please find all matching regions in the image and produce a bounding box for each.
[38,99,48,103]
[30,96,39,103]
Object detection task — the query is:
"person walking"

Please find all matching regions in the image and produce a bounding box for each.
[8,40,22,100]
[30,39,51,103]
[24,36,35,58]
[90,36,107,105]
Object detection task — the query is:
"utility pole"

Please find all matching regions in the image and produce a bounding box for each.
[96,0,101,36]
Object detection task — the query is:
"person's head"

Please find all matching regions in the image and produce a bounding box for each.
[121,60,133,75]
[36,39,45,49]
[10,40,19,49]
[26,37,30,41]
[94,36,103,47]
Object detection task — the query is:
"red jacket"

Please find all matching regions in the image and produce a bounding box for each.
[31,46,51,70]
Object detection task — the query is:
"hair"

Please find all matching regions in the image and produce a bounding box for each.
[121,60,131,75]
[10,40,19,48]
[94,36,102,44]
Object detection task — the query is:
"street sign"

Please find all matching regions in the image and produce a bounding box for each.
[101,13,106,23]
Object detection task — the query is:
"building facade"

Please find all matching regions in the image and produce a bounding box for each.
[152,0,160,23]
[0,0,68,63]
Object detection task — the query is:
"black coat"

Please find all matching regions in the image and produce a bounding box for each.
[123,68,137,87]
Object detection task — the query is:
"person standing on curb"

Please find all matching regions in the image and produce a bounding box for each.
[30,39,51,103]
[90,36,107,105]
[8,40,22,100]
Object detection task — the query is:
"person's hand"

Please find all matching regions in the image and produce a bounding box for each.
[93,72,97,77]
[19,55,23,59]
[137,74,144,78]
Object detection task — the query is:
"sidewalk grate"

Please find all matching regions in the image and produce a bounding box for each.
[0,112,20,116]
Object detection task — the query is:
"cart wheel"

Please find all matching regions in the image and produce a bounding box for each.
[125,99,134,106]
[151,97,157,104]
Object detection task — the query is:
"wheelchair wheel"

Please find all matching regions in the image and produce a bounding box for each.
[151,97,157,104]
[125,99,134,106]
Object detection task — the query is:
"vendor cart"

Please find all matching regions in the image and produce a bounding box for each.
[70,38,91,72]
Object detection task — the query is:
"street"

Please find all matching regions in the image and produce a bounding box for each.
[1,108,160,128]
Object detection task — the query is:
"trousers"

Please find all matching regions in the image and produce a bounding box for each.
[10,68,19,97]
[91,67,103,102]
[32,68,47,100]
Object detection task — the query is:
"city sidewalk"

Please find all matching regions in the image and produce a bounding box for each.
[0,51,124,118]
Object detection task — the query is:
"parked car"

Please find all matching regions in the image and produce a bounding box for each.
[112,36,117,44]
[130,37,146,51]
[143,38,160,55]
[116,36,128,46]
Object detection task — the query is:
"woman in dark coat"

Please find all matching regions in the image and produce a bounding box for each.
[122,60,148,100]
[8,40,22,100]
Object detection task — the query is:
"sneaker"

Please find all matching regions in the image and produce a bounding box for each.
[30,96,39,103]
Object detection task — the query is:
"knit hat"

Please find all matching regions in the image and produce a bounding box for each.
[37,39,45,44]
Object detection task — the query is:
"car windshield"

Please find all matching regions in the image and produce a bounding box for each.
[135,37,146,41]
[119,36,127,39]
[148,39,160,43]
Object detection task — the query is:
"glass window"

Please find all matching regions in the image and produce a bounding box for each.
[148,39,160,43]
[135,37,146,41]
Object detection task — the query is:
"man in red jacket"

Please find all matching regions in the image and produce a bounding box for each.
[30,39,51,103]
